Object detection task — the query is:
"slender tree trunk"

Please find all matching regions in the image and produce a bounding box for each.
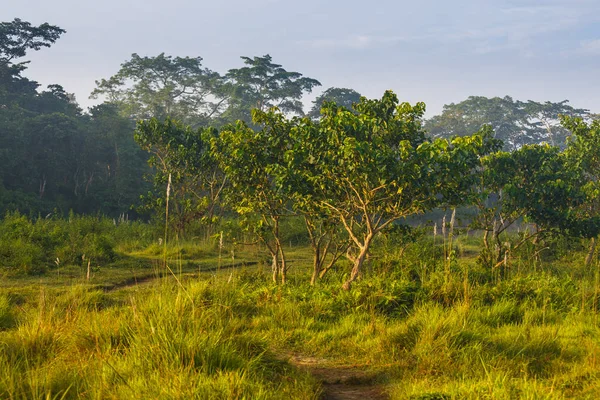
[532,225,541,264]
[310,246,320,286]
[278,242,287,285]
[271,253,278,283]
[493,230,502,265]
[586,237,598,267]
[342,234,373,291]
[483,229,489,251]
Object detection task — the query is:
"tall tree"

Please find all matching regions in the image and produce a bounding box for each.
[91,53,225,125]
[523,100,589,148]
[221,54,321,124]
[308,87,362,119]
[0,19,149,216]
[426,96,589,151]
[0,18,65,64]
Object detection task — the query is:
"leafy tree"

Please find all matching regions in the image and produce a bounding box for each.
[0,18,65,64]
[221,54,321,124]
[1,18,65,109]
[289,91,497,289]
[91,53,225,125]
[523,100,589,148]
[135,118,224,234]
[426,96,589,151]
[562,117,600,265]
[308,87,362,119]
[212,110,293,284]
[473,145,589,268]
[281,115,351,285]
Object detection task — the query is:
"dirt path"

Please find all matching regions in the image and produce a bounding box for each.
[100,260,259,292]
[287,354,389,400]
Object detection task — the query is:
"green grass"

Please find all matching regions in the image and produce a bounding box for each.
[1,216,600,398]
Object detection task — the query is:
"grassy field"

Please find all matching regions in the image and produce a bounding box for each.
[1,217,600,399]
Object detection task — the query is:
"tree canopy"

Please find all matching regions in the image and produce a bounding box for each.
[221,54,321,124]
[91,53,225,125]
[308,87,362,119]
[426,96,589,151]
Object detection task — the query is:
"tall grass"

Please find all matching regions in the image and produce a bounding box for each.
[2,213,600,398]
[0,280,317,399]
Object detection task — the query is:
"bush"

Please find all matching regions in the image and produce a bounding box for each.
[0,212,152,276]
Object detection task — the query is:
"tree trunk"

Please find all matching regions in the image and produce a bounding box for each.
[586,237,598,267]
[278,243,287,285]
[532,225,541,264]
[483,229,489,251]
[342,235,373,290]
[310,246,320,286]
[271,253,278,283]
[493,230,502,265]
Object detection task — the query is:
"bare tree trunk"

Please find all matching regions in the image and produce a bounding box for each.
[483,229,489,251]
[342,234,373,290]
[39,175,47,199]
[310,246,320,286]
[493,230,502,265]
[532,225,541,264]
[278,242,287,285]
[271,253,278,283]
[586,237,598,267]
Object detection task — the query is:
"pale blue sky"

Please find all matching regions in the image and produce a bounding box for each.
[5,0,600,115]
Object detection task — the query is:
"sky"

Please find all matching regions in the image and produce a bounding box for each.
[4,0,600,116]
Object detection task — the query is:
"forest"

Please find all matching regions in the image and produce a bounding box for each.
[1,18,600,399]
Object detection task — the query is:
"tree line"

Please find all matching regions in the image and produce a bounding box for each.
[1,19,599,289]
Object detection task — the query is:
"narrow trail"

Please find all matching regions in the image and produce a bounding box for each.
[100,260,258,291]
[287,354,389,400]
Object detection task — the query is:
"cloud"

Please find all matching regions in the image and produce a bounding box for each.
[575,39,600,55]
[298,2,600,57]
[297,35,413,50]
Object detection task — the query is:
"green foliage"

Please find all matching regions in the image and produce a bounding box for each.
[426,96,589,151]
[91,53,225,124]
[0,19,149,217]
[284,90,499,288]
[0,212,154,275]
[563,117,600,236]
[0,18,65,64]
[307,87,362,119]
[222,54,321,124]
[135,117,224,234]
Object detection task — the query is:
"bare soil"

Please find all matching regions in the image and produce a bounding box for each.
[287,354,389,400]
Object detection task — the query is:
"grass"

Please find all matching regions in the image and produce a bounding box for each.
[1,216,600,398]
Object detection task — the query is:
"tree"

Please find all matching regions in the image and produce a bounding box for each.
[308,87,362,119]
[523,100,589,148]
[1,18,65,109]
[91,53,225,125]
[221,54,321,124]
[289,91,498,289]
[473,144,590,269]
[212,110,293,284]
[562,117,600,265]
[135,118,224,234]
[0,18,65,64]
[426,96,589,151]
